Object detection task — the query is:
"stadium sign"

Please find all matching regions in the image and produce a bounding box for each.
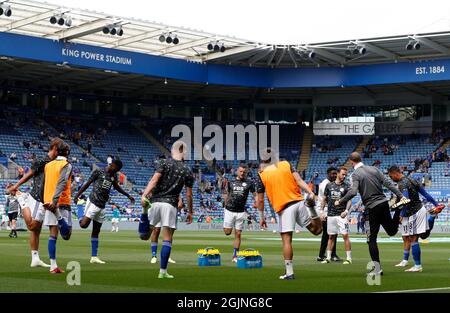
[375,121,432,135]
[62,48,132,65]
[313,122,375,136]
[2,32,450,88]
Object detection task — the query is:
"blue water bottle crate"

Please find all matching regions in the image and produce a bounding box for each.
[237,248,263,269]
[197,247,221,266]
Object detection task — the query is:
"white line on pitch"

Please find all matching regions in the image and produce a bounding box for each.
[376,286,450,293]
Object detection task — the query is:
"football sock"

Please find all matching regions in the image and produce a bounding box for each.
[284,260,294,276]
[151,242,158,257]
[77,207,84,220]
[31,250,39,262]
[346,250,352,260]
[91,237,99,257]
[403,249,410,261]
[160,240,172,270]
[50,259,57,270]
[48,236,57,264]
[428,215,436,231]
[411,242,421,266]
[58,218,70,238]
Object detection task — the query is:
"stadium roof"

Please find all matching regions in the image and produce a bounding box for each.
[2,0,450,68]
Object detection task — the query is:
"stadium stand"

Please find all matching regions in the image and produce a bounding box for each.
[1,109,448,226]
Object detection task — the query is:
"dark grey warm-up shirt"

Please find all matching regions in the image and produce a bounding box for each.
[339,164,403,210]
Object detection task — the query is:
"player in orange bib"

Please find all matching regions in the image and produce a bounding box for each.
[42,141,73,274]
[256,149,322,280]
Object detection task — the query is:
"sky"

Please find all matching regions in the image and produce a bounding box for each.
[47,0,450,44]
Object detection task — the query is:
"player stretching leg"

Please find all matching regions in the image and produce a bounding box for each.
[223,164,256,262]
[42,142,73,274]
[141,141,194,279]
[256,149,322,280]
[321,167,353,264]
[7,138,62,267]
[336,153,408,276]
[388,166,445,272]
[74,159,135,264]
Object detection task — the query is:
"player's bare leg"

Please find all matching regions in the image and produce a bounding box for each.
[79,215,92,229]
[29,224,50,267]
[279,232,295,279]
[322,234,336,263]
[342,233,352,264]
[16,192,49,267]
[306,217,323,236]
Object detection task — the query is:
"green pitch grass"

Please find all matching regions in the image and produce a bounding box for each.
[0,229,449,293]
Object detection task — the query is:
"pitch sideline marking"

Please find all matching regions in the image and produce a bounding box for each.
[250,236,450,243]
[376,286,450,293]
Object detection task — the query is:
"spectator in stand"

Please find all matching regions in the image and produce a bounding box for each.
[10,152,17,161]
[107,155,113,165]
[87,138,92,153]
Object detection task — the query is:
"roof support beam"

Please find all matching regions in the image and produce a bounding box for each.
[5,9,57,31]
[287,46,298,67]
[275,47,286,67]
[102,29,165,48]
[248,46,273,65]
[266,48,278,65]
[414,37,449,54]
[158,37,216,55]
[52,18,115,41]
[190,45,262,62]
[228,47,266,62]
[355,41,398,60]
[305,46,346,65]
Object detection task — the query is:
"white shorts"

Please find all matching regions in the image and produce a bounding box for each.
[278,201,311,233]
[19,193,46,222]
[84,199,106,224]
[149,202,177,229]
[401,206,429,236]
[44,207,72,227]
[223,209,246,231]
[111,218,119,223]
[327,216,349,235]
